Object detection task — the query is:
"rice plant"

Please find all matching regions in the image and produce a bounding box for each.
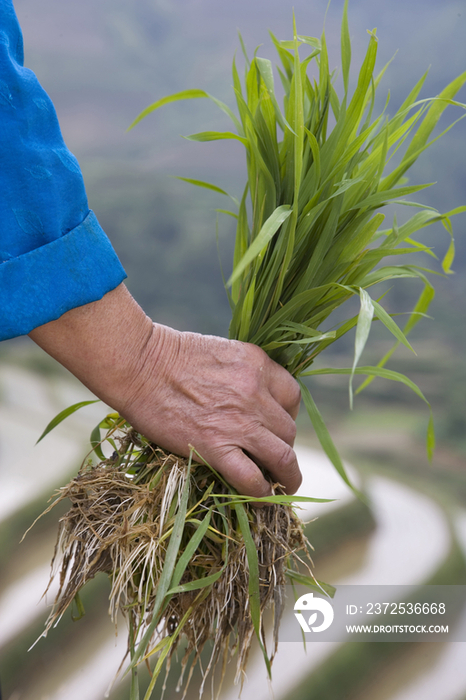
[34,418,327,699]
[33,3,465,698]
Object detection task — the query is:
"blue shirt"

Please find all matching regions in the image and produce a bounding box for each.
[0,0,127,340]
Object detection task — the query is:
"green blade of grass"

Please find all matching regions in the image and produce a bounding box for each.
[262,332,336,350]
[285,569,336,598]
[371,298,416,353]
[212,494,334,505]
[304,365,435,459]
[237,276,256,341]
[89,422,106,461]
[234,500,272,679]
[356,282,434,395]
[174,177,231,197]
[350,288,375,409]
[169,509,213,590]
[167,514,230,596]
[129,615,140,700]
[184,130,249,147]
[256,56,293,133]
[304,365,430,403]
[341,0,351,95]
[228,205,292,286]
[36,400,100,444]
[298,380,363,497]
[142,597,207,700]
[215,208,238,219]
[351,182,434,213]
[128,88,243,133]
[130,456,192,669]
[127,89,210,130]
[402,71,466,165]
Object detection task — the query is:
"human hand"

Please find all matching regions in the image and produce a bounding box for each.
[30,284,302,498]
[120,325,302,498]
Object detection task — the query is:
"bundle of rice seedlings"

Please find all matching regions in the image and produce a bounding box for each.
[35,423,323,698]
[33,3,465,698]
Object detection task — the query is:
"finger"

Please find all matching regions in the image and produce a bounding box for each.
[265,358,301,420]
[207,445,273,499]
[242,426,302,494]
[249,403,297,448]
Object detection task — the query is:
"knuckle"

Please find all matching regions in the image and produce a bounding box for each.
[274,443,296,472]
[273,413,297,447]
[239,343,269,376]
[242,340,267,362]
[242,372,262,398]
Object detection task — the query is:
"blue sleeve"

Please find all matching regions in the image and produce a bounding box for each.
[0,0,127,341]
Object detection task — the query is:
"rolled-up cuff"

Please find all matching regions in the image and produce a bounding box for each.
[0,210,127,340]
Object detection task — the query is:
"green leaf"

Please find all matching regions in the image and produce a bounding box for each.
[262,332,336,349]
[303,366,435,459]
[235,501,272,678]
[285,569,336,598]
[142,603,198,700]
[168,509,213,591]
[206,93,244,134]
[356,282,435,395]
[350,289,374,409]
[167,570,225,595]
[184,130,249,147]
[228,205,292,286]
[305,128,321,188]
[130,456,192,669]
[441,237,455,274]
[36,400,100,444]
[215,209,238,219]
[174,177,230,196]
[89,422,106,461]
[256,56,293,133]
[402,72,466,166]
[71,592,85,621]
[212,494,334,505]
[298,380,363,498]
[231,184,250,305]
[341,0,351,95]
[128,89,210,130]
[351,183,434,213]
[129,616,140,700]
[238,276,256,341]
[278,321,328,336]
[237,29,251,67]
[128,88,244,134]
[371,298,416,354]
[305,365,428,400]
[297,35,321,49]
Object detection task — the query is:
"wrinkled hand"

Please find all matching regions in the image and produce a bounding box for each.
[30,284,302,497]
[121,325,302,497]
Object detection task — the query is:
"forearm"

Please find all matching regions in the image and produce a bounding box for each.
[29,283,154,411]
